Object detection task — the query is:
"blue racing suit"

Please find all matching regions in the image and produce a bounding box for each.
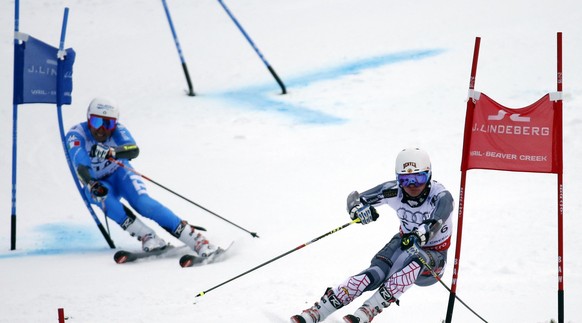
[65,121,183,235]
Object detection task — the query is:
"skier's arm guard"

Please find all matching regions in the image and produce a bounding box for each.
[113,144,139,160]
[358,180,399,205]
[77,165,92,185]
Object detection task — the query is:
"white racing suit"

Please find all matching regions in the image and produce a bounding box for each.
[330,179,454,310]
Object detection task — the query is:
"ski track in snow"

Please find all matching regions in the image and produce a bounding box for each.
[216,49,444,124]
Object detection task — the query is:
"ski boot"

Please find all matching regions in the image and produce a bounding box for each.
[124,217,166,252]
[290,287,343,323]
[176,221,218,257]
[141,233,167,252]
[342,286,398,323]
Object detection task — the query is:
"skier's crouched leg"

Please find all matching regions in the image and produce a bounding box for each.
[365,233,402,290]
[291,270,383,323]
[333,272,375,305]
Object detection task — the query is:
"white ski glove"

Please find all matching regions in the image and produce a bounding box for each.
[90,143,114,161]
[349,204,379,224]
[347,190,379,224]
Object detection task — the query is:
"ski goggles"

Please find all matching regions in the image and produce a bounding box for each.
[88,115,117,131]
[397,171,430,187]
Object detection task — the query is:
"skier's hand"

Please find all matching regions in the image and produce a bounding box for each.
[88,180,108,202]
[400,233,420,250]
[401,228,428,250]
[349,204,379,224]
[90,143,114,161]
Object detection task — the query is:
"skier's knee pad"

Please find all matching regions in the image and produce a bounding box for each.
[415,257,446,287]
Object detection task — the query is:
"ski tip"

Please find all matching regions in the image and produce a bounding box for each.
[115,256,128,264]
[114,251,130,264]
[179,255,194,268]
[180,242,232,268]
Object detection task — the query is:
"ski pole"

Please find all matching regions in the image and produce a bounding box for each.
[402,237,488,323]
[195,218,360,298]
[161,0,195,96]
[216,0,287,94]
[108,157,259,238]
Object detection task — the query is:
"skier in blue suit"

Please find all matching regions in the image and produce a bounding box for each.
[66,97,218,256]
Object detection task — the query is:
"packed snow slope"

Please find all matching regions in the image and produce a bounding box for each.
[1,0,581,322]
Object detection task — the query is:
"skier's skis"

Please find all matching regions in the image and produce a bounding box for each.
[179,242,233,268]
[114,245,187,264]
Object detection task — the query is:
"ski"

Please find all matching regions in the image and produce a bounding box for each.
[114,245,187,264]
[179,242,233,268]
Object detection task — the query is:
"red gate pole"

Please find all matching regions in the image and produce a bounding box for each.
[555,31,564,323]
[58,308,65,323]
[445,36,481,323]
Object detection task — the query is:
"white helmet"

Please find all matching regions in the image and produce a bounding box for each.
[395,148,431,175]
[87,98,119,119]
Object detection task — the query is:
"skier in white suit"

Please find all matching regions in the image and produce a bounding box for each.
[291,148,454,323]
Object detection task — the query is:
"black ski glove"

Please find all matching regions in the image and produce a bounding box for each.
[400,232,421,250]
[401,228,429,250]
[88,180,108,202]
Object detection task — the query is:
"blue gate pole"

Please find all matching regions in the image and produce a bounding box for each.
[10,0,21,250]
[161,0,195,96]
[56,8,115,248]
[216,0,287,94]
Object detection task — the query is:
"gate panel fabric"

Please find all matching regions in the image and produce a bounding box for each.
[463,93,561,174]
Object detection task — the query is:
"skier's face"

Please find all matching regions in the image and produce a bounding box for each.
[397,171,430,197]
[88,115,116,142]
[90,126,113,142]
[402,182,427,197]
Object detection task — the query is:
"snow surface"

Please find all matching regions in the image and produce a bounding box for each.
[1,0,582,322]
